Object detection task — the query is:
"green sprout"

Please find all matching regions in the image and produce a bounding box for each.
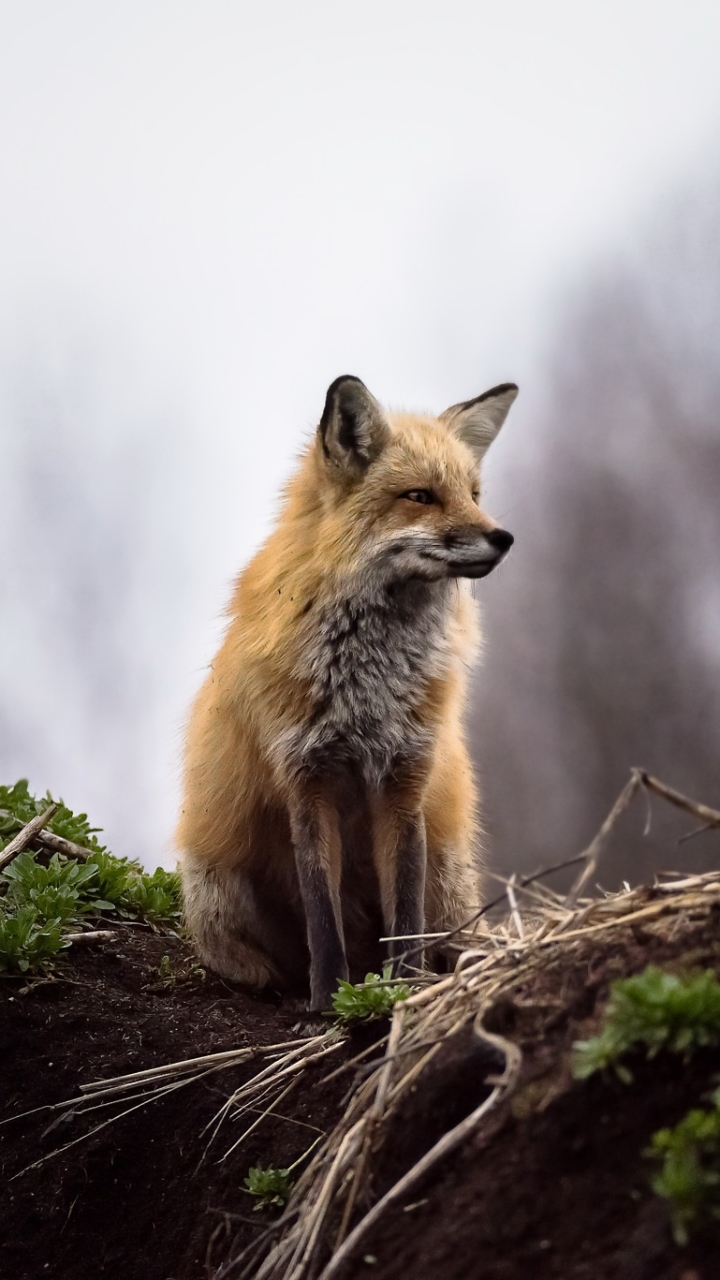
[573,966,720,1082]
[331,966,414,1024]
[647,1089,720,1245]
[243,1136,323,1211]
[243,1164,294,1210]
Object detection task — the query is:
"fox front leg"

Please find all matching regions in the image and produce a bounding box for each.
[289,795,349,1012]
[374,794,427,979]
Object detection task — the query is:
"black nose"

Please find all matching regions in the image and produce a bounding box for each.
[484,527,514,555]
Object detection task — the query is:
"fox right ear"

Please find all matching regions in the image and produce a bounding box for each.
[319,376,391,473]
[440,383,518,461]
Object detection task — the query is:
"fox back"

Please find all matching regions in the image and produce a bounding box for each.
[178,376,517,1009]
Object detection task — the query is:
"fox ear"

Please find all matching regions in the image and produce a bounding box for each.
[440,383,518,461]
[319,376,391,473]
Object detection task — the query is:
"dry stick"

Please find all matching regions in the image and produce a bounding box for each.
[0,804,58,871]
[0,1078,173,1128]
[317,1026,522,1280]
[678,821,717,845]
[217,1209,303,1280]
[564,773,642,909]
[0,809,102,862]
[506,874,524,939]
[35,829,96,860]
[64,930,116,944]
[334,1007,467,1256]
[565,767,720,912]
[638,769,720,831]
[219,1078,300,1164]
[335,1003,410,1239]
[320,1034,390,1086]
[80,1036,320,1092]
[205,1042,344,1162]
[12,1071,214,1179]
[394,851,589,971]
[277,1122,367,1280]
[200,1040,342,1144]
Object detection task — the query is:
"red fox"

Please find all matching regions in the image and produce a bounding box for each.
[177,376,517,1010]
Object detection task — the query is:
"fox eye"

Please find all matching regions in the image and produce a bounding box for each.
[400,489,435,505]
[472,491,480,504]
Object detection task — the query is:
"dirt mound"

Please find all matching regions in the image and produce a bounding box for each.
[2,895,720,1279]
[340,915,720,1280]
[0,928,360,1280]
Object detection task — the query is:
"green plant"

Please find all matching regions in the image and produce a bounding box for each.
[122,866,182,925]
[83,852,181,924]
[0,781,183,977]
[243,1164,294,1210]
[331,967,414,1023]
[82,849,137,911]
[0,780,106,855]
[0,905,68,973]
[647,1089,720,1244]
[574,966,720,1081]
[2,850,101,924]
[156,953,205,987]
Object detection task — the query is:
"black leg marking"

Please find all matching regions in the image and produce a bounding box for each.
[391,814,427,977]
[291,807,348,1012]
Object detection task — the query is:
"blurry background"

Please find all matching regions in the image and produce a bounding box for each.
[1,1,719,883]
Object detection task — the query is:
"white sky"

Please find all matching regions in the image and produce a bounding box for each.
[1,1,720,862]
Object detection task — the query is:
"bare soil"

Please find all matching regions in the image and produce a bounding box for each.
[0,927,360,1280]
[2,912,720,1279]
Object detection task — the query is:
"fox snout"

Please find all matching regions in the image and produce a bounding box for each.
[443,525,514,579]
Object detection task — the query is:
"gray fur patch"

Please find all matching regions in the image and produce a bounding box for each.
[275,579,454,784]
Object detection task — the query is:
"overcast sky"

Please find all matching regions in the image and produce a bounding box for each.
[1,1,720,863]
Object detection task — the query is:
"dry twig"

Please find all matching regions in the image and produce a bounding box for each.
[0,804,58,871]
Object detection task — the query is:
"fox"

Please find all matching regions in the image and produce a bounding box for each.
[177,375,517,1011]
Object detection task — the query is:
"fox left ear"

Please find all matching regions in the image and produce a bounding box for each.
[440,383,518,461]
[319,376,391,474]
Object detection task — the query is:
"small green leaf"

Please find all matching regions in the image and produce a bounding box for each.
[647,1096,720,1244]
[573,966,720,1080]
[330,971,415,1023]
[243,1164,293,1209]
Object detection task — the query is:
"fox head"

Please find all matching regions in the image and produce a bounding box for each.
[314,375,517,585]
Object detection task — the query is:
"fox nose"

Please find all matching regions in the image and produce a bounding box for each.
[483,527,514,555]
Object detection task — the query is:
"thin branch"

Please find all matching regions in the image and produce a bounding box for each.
[34,829,96,861]
[638,769,720,831]
[317,1027,521,1280]
[565,768,720,910]
[0,804,58,871]
[0,810,106,861]
[64,930,117,944]
[394,852,588,969]
[564,774,641,909]
[80,1037,320,1093]
[506,875,524,939]
[678,821,716,845]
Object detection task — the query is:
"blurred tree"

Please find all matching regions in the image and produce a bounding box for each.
[0,334,189,863]
[474,175,720,887]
